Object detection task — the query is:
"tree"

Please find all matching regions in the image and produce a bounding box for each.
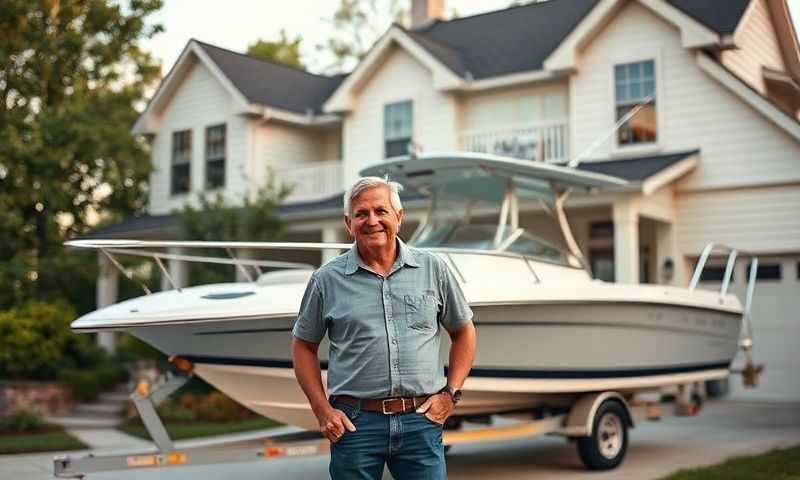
[179,179,290,285]
[0,0,163,310]
[317,0,408,73]
[247,30,305,69]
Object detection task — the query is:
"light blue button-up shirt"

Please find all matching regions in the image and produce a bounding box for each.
[292,239,473,398]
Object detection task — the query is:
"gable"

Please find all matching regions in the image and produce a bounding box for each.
[722,0,787,94]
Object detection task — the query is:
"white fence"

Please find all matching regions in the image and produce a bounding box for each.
[459,121,568,163]
[274,160,343,203]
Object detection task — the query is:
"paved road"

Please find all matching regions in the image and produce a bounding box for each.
[3,400,799,480]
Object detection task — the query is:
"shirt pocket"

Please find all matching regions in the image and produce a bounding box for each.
[404,294,438,332]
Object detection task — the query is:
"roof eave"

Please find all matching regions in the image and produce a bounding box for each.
[323,26,464,113]
[544,0,722,72]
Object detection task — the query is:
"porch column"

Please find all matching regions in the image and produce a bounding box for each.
[612,199,639,284]
[655,222,686,286]
[96,252,119,353]
[161,247,189,290]
[322,227,347,264]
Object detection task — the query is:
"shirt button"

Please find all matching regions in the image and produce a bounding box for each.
[392,338,397,344]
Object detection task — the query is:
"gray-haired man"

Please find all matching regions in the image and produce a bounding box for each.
[292,176,476,479]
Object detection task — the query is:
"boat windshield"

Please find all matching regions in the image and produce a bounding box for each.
[409,194,571,265]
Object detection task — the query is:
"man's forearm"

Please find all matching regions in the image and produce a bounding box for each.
[447,322,476,389]
[292,338,331,417]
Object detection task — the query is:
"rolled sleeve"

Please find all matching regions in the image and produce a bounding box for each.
[292,275,326,343]
[437,260,473,332]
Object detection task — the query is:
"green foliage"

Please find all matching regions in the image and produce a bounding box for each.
[0,301,106,380]
[179,181,289,285]
[660,445,800,479]
[247,30,305,68]
[0,410,44,433]
[317,0,408,73]
[0,0,163,310]
[58,365,128,402]
[0,428,87,454]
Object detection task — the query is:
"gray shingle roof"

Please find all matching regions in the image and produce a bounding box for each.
[409,0,751,79]
[667,0,751,35]
[562,150,699,181]
[196,40,345,114]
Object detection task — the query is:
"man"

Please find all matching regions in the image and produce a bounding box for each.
[292,176,477,479]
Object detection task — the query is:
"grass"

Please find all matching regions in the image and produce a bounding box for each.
[660,445,800,480]
[0,428,87,454]
[118,417,282,441]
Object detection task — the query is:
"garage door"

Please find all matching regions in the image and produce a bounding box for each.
[720,256,800,401]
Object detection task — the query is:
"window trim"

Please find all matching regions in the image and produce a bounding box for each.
[170,128,192,196]
[204,123,226,190]
[608,50,664,156]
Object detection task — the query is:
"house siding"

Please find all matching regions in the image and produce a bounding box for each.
[148,59,247,215]
[342,46,458,186]
[461,83,569,131]
[676,185,800,254]
[571,0,800,193]
[721,0,786,95]
[256,123,325,188]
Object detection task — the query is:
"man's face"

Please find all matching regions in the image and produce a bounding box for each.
[345,186,404,251]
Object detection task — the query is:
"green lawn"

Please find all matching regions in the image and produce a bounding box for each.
[0,429,87,454]
[660,445,800,480]
[119,417,282,441]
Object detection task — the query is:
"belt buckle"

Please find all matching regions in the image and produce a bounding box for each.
[381,397,406,415]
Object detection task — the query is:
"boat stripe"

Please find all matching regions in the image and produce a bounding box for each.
[193,327,293,335]
[183,355,730,379]
[188,322,736,339]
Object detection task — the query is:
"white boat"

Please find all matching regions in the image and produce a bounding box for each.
[68,153,755,431]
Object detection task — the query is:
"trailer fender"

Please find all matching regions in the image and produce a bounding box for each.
[560,392,633,437]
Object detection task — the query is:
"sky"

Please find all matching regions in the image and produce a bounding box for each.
[141,0,800,77]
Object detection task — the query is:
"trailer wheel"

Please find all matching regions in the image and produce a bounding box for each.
[576,400,628,470]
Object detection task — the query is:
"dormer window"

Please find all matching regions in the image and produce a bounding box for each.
[171,130,192,195]
[384,101,413,158]
[615,60,656,146]
[205,124,226,189]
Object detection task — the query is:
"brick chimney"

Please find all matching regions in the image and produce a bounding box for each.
[411,0,445,28]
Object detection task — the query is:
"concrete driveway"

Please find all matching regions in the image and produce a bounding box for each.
[2,400,799,480]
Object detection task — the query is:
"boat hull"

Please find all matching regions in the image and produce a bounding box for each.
[124,300,740,430]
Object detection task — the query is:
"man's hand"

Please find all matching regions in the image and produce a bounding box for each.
[317,405,356,442]
[415,392,454,425]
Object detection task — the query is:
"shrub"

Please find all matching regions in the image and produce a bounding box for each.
[0,301,106,380]
[0,410,44,433]
[193,391,253,422]
[58,365,128,402]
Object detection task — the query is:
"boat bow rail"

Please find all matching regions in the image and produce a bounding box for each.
[64,239,352,292]
[689,242,762,387]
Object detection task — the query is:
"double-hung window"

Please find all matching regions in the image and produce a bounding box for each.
[615,60,656,146]
[205,124,226,189]
[171,130,192,195]
[384,101,413,158]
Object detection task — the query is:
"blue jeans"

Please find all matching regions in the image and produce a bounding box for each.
[329,400,446,480]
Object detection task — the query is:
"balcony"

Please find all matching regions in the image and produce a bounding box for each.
[274,160,343,203]
[459,120,568,163]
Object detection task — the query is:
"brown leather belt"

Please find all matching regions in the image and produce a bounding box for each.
[332,395,430,414]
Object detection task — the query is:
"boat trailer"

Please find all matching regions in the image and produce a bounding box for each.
[54,369,676,478]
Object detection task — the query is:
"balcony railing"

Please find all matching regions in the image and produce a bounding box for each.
[274,160,343,203]
[459,120,568,163]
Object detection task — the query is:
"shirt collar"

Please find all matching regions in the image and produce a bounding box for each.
[344,238,420,275]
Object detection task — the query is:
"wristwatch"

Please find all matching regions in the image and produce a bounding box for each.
[440,385,462,405]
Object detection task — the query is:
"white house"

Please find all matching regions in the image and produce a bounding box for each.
[89,0,800,401]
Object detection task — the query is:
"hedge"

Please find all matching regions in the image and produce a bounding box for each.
[0,301,106,380]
